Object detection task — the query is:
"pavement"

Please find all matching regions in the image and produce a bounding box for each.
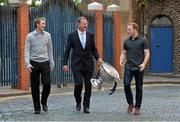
[0,84,180,121]
[0,75,180,121]
[0,75,180,97]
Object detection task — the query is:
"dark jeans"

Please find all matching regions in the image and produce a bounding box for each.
[30,60,51,111]
[123,68,144,108]
[73,70,93,109]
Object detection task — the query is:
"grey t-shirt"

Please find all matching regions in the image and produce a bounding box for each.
[24,30,55,69]
[123,35,149,71]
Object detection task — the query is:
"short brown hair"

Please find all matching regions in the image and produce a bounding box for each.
[34,17,46,28]
[127,22,139,31]
[76,16,88,24]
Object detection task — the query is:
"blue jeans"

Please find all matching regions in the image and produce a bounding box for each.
[123,68,144,108]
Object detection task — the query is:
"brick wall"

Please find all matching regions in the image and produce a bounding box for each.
[132,0,180,74]
[113,11,121,75]
[131,0,141,25]
[17,4,30,90]
[95,11,103,58]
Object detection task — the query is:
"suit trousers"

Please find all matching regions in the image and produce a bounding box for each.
[30,60,51,111]
[73,70,93,109]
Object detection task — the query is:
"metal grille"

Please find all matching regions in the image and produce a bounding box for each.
[29,0,96,85]
[103,13,114,65]
[0,6,18,86]
[0,0,113,86]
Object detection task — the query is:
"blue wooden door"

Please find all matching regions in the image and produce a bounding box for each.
[150,26,173,72]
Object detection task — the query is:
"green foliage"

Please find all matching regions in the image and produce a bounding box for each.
[0,0,9,6]
[0,0,42,7]
[73,0,81,5]
[30,1,39,8]
[137,0,148,9]
[137,0,163,9]
[29,0,43,8]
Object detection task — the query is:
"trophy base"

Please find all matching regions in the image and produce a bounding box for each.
[90,79,103,90]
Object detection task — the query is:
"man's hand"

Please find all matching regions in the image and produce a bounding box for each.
[139,63,145,72]
[97,58,102,64]
[97,58,102,67]
[120,59,125,66]
[26,64,33,73]
[139,49,150,72]
[63,65,69,72]
[120,50,126,66]
[50,66,54,72]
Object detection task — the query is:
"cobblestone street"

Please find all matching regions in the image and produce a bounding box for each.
[0,84,180,121]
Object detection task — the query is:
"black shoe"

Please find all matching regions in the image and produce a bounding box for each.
[34,110,41,114]
[42,104,48,112]
[76,103,81,111]
[83,108,90,113]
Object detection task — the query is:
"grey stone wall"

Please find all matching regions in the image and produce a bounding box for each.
[138,0,180,73]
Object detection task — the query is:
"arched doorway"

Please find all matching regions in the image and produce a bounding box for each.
[150,15,173,73]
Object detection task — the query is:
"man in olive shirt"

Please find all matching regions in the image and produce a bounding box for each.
[120,23,150,115]
[24,17,54,114]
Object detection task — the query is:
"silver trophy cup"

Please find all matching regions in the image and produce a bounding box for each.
[91,61,120,95]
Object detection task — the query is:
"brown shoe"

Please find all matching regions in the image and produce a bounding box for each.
[133,107,140,115]
[127,104,134,113]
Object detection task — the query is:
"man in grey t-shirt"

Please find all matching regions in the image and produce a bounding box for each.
[24,17,54,114]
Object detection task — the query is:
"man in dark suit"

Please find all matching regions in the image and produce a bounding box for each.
[63,16,102,113]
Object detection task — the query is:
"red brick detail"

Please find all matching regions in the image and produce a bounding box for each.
[95,11,103,58]
[113,11,121,75]
[16,4,30,90]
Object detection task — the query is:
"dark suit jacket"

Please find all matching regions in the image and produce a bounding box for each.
[63,30,99,73]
